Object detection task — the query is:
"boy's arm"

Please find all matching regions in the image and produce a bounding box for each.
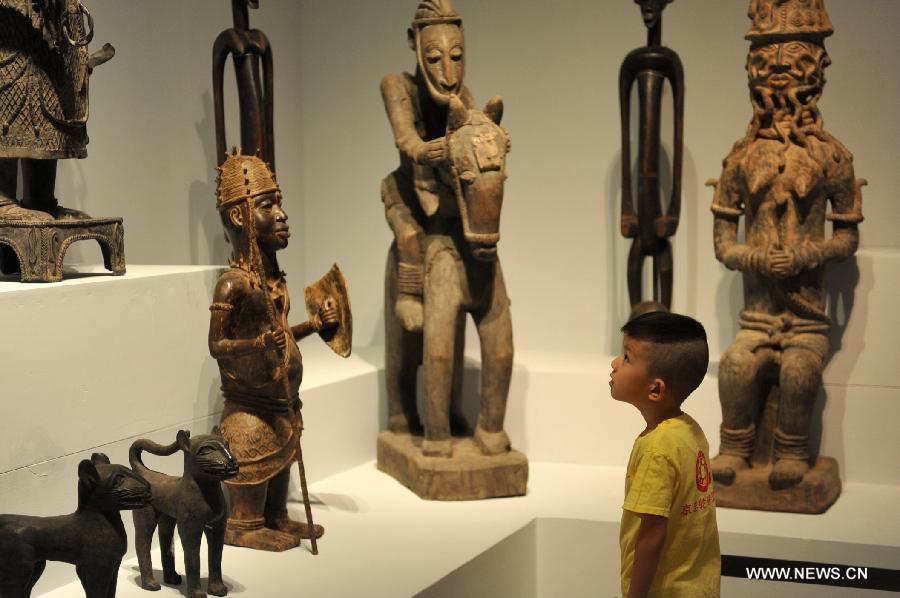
[626,513,668,598]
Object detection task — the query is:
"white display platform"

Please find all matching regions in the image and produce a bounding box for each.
[2,267,897,596]
[39,462,900,598]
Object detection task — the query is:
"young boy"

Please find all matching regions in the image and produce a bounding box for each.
[610,311,720,598]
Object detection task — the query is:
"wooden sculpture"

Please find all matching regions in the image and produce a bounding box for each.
[378,0,526,501]
[618,0,683,312]
[708,0,863,513]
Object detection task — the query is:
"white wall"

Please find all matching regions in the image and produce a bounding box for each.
[24,0,899,484]
[294,0,900,357]
[48,0,899,359]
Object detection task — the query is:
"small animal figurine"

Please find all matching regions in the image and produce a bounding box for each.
[130,429,238,598]
[0,453,151,598]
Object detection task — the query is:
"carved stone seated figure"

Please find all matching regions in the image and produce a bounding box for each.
[0,0,123,281]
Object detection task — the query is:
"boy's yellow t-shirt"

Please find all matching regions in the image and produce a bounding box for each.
[620,413,720,598]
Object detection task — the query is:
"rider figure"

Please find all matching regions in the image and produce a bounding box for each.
[380,0,475,333]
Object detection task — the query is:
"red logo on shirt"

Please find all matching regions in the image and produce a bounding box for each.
[696,450,711,492]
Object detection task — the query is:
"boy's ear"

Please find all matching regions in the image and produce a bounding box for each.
[648,378,666,403]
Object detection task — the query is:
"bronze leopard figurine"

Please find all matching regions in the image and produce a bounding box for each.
[0,453,151,598]
[130,429,238,598]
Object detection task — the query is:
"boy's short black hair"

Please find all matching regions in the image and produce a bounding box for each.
[621,311,709,403]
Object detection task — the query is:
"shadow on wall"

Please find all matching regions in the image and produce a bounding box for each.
[605,149,624,354]
[190,90,227,266]
[713,270,743,370]
[808,254,861,471]
[826,255,861,367]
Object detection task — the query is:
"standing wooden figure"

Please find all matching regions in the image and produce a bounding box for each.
[209,150,351,552]
[377,0,526,501]
[213,0,273,168]
[708,0,863,513]
[618,0,684,312]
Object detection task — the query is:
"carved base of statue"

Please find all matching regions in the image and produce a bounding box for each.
[714,457,840,514]
[0,206,125,282]
[377,431,528,501]
[712,387,841,514]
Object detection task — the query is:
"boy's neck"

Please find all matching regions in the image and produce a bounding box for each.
[639,403,684,436]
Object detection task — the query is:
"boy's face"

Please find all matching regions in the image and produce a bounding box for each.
[610,336,656,405]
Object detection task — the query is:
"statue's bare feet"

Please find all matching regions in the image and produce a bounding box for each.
[710,454,749,485]
[388,415,409,434]
[224,526,299,552]
[395,294,424,333]
[474,426,511,456]
[50,204,92,220]
[422,438,452,457]
[769,458,809,489]
[0,199,54,222]
[267,517,324,541]
[207,578,228,596]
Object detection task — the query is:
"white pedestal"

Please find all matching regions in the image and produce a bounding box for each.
[1,267,896,596]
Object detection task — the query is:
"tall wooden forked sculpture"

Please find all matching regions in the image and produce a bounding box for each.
[213,0,273,169]
[618,0,684,313]
[377,0,527,501]
[0,0,123,282]
[708,0,864,513]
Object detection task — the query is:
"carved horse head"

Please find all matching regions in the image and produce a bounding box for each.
[444,94,509,262]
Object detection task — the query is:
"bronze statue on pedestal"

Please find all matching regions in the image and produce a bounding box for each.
[0,0,124,282]
[377,0,526,501]
[209,150,350,552]
[618,0,683,312]
[708,0,863,513]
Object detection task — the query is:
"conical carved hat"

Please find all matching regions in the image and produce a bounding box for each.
[413,0,461,27]
[746,0,833,43]
[216,149,280,210]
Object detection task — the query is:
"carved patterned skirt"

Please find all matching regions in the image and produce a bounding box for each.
[219,397,299,486]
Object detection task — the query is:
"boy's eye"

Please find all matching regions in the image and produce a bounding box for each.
[623,353,630,363]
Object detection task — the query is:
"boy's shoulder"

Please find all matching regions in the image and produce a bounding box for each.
[650,414,709,454]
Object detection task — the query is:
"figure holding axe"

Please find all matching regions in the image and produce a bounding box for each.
[209,149,352,553]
